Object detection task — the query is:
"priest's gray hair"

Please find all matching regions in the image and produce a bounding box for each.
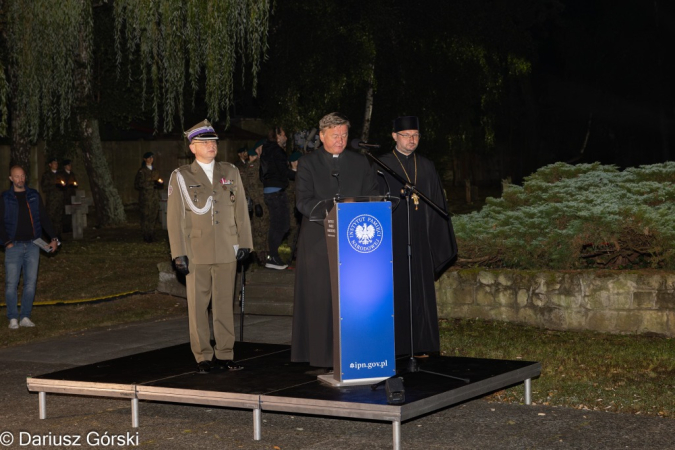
[319,112,350,131]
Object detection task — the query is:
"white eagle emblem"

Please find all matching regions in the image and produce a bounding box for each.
[355,224,375,245]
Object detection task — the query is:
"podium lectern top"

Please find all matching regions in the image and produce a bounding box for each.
[309,195,400,222]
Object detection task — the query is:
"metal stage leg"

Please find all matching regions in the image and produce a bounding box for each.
[39,392,46,419]
[131,398,139,428]
[392,420,401,450]
[525,378,532,405]
[253,408,262,440]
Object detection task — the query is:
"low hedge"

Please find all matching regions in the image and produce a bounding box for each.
[453,162,675,269]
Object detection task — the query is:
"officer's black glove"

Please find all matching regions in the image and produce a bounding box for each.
[254,204,263,217]
[173,255,189,275]
[236,248,250,261]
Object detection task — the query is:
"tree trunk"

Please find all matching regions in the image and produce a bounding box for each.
[361,64,375,142]
[74,1,125,226]
[79,117,126,226]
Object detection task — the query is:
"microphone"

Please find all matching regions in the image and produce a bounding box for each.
[377,170,391,196]
[350,138,381,150]
[332,170,341,199]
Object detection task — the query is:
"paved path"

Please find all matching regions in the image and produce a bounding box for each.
[0,315,673,449]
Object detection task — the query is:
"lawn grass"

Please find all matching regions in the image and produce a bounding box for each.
[33,223,172,300]
[0,221,187,348]
[440,318,675,418]
[0,293,187,349]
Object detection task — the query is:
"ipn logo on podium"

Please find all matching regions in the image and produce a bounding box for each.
[347,214,384,254]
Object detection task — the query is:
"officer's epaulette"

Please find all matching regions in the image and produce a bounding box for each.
[218,161,236,169]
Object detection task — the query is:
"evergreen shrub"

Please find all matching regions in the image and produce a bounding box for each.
[453,162,675,269]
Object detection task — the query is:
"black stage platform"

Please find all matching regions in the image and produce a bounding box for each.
[27,342,540,449]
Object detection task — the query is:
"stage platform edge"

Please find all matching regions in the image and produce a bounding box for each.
[26,341,541,450]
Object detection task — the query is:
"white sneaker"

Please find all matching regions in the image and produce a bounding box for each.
[8,319,19,330]
[19,317,35,327]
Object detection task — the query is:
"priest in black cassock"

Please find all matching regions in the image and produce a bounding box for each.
[377,116,458,356]
[291,112,379,368]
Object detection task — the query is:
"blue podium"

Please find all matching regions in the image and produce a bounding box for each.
[318,198,397,386]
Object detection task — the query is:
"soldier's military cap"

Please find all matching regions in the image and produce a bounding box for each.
[143,152,153,159]
[185,119,219,143]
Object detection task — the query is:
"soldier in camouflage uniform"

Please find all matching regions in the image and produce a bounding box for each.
[60,159,78,233]
[286,151,302,264]
[134,152,162,242]
[40,157,65,239]
[240,145,268,265]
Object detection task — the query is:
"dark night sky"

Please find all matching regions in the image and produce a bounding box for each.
[532,0,675,168]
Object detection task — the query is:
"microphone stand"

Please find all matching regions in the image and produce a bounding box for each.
[363,149,469,390]
[331,170,341,202]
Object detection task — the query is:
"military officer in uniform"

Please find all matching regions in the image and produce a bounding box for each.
[41,157,65,240]
[240,146,268,265]
[134,152,162,242]
[167,119,253,373]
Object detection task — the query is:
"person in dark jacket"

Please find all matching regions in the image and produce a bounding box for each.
[259,127,295,269]
[1,166,59,329]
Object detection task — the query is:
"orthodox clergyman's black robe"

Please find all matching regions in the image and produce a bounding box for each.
[377,149,458,355]
[291,148,379,367]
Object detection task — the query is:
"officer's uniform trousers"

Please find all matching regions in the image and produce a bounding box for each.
[167,160,253,363]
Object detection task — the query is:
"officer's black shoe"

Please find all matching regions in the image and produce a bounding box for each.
[197,361,212,374]
[213,358,244,371]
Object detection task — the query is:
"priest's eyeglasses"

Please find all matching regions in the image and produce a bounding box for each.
[396,132,421,140]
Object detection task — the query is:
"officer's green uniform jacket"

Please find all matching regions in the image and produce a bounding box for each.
[167,160,253,264]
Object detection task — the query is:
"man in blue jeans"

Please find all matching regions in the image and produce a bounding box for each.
[1,166,59,329]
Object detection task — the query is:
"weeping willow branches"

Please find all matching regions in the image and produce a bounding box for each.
[114,0,270,132]
[7,0,93,141]
[0,66,8,137]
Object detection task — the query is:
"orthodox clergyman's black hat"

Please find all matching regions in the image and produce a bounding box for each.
[393,116,420,132]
